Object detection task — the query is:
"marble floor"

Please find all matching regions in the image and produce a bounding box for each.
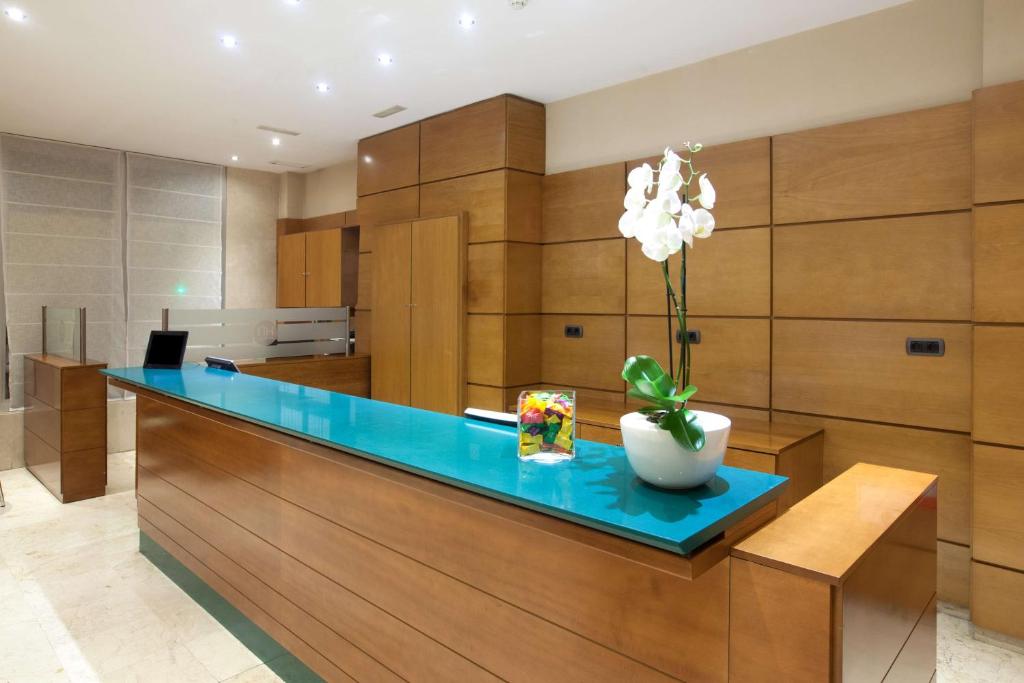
[2,454,1024,682]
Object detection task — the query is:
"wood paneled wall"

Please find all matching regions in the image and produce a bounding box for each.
[355,95,545,404]
[537,100,980,609]
[970,79,1024,641]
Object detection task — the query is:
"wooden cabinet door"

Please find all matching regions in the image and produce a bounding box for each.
[305,228,342,307]
[410,216,465,415]
[277,233,306,308]
[370,222,413,406]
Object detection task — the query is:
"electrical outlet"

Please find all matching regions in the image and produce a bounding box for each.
[675,329,701,344]
[905,338,944,356]
[564,325,583,339]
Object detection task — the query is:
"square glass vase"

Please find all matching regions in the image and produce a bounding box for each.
[516,390,576,463]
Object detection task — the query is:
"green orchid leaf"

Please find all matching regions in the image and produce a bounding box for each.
[627,387,675,410]
[664,384,698,403]
[622,355,675,399]
[659,409,706,452]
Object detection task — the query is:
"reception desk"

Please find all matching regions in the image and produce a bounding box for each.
[105,366,937,682]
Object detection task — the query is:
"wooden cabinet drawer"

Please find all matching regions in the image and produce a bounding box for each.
[773,320,971,431]
[974,204,1024,323]
[724,448,775,474]
[541,240,625,314]
[23,394,60,449]
[62,366,107,410]
[627,228,770,317]
[974,326,1024,447]
[629,137,771,231]
[777,412,970,545]
[61,447,107,498]
[357,124,419,196]
[542,163,624,243]
[541,315,625,393]
[420,170,507,244]
[356,187,419,253]
[972,561,1024,641]
[579,423,623,446]
[25,356,61,408]
[973,444,1024,571]
[773,213,971,320]
[626,316,770,408]
[974,81,1024,204]
[421,98,507,182]
[773,102,971,224]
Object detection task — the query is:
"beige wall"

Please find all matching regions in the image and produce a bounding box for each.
[225,167,279,309]
[302,160,357,218]
[983,0,1024,86]
[278,171,305,219]
[546,0,986,173]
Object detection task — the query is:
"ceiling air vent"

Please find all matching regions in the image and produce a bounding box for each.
[268,160,311,169]
[373,105,407,119]
[257,125,301,137]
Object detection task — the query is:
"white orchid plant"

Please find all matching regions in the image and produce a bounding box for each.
[619,143,716,452]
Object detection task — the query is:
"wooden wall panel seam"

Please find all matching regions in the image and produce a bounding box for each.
[771,207,971,228]
[773,410,971,437]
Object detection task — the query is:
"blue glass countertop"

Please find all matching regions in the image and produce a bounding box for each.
[103,365,787,555]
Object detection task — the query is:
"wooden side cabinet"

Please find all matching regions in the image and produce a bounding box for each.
[277,228,358,308]
[23,354,108,503]
[371,215,465,414]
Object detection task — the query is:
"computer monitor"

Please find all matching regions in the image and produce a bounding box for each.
[143,330,189,369]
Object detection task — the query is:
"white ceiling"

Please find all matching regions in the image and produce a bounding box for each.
[0,0,907,173]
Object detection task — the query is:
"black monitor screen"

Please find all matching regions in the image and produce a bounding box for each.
[143,330,189,369]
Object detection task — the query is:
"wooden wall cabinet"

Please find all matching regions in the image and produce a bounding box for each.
[356,186,420,254]
[357,124,420,197]
[370,216,465,414]
[276,228,357,308]
[420,96,545,183]
[24,355,107,503]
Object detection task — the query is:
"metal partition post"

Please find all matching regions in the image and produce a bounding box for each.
[79,307,87,363]
[41,305,47,355]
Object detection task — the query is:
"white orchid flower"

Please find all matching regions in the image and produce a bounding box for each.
[623,186,647,211]
[693,208,716,238]
[641,239,670,262]
[663,222,684,254]
[651,190,681,216]
[697,173,716,209]
[661,147,683,177]
[618,208,643,238]
[627,163,654,194]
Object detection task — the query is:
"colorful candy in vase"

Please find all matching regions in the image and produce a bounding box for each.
[517,390,576,462]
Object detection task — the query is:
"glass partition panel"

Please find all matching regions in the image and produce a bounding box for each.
[42,306,84,362]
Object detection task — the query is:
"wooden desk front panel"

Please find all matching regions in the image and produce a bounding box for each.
[237,356,370,398]
[135,392,734,682]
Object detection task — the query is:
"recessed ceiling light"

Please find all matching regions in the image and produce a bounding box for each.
[284,0,301,4]
[231,155,239,162]
[377,53,393,66]
[271,137,281,146]
[219,35,239,49]
[458,13,476,29]
[4,6,27,21]
[314,82,330,94]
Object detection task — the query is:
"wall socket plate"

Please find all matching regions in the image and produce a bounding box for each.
[906,337,944,356]
[675,329,701,344]
[564,324,583,338]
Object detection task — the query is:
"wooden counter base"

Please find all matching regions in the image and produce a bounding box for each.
[128,386,777,682]
[123,379,937,682]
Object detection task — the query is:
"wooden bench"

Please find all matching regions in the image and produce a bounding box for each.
[574,405,824,510]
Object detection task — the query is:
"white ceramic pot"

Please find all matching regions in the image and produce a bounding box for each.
[619,410,731,489]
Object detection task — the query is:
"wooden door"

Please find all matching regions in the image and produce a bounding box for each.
[305,228,342,307]
[277,233,306,308]
[370,222,413,406]
[410,215,465,414]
